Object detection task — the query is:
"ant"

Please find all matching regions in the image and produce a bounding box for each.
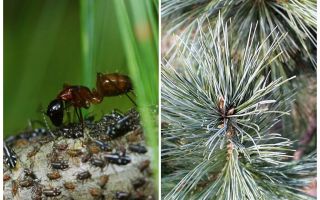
[46,73,135,128]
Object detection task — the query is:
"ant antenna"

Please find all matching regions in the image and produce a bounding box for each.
[42,112,56,138]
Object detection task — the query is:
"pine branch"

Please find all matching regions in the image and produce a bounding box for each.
[162,0,316,77]
[161,17,316,199]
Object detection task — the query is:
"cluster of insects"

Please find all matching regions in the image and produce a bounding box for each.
[3,73,155,199]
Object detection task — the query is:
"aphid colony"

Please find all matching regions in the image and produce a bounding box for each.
[4,107,140,167]
[4,110,152,199]
[4,110,150,199]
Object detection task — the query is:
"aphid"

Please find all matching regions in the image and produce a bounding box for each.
[126,127,142,143]
[47,171,61,180]
[95,140,112,151]
[24,168,37,179]
[90,157,106,169]
[128,144,147,154]
[53,142,68,151]
[106,111,138,139]
[27,146,40,158]
[89,188,103,198]
[51,160,69,170]
[98,175,109,188]
[19,177,34,188]
[47,149,60,163]
[63,182,76,190]
[67,148,83,157]
[81,153,92,163]
[130,192,148,200]
[12,180,18,197]
[132,178,146,190]
[4,143,17,169]
[104,153,131,165]
[115,191,131,200]
[4,174,11,182]
[17,132,31,140]
[30,128,48,139]
[81,152,92,163]
[88,144,100,154]
[138,160,150,172]
[76,171,92,181]
[62,125,84,138]
[102,110,123,123]
[31,181,43,200]
[43,187,61,197]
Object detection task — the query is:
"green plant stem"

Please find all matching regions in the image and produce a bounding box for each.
[113,0,159,192]
[80,0,95,87]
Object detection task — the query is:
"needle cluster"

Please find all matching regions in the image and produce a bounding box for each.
[162,0,316,78]
[161,18,316,199]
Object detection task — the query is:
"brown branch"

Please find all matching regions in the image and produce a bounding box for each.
[293,114,316,160]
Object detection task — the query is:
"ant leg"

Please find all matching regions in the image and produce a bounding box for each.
[66,108,71,124]
[124,93,137,106]
[79,108,84,132]
[74,108,81,124]
[75,108,84,132]
[130,91,136,97]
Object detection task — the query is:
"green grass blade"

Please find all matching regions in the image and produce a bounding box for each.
[80,0,95,87]
[113,0,159,192]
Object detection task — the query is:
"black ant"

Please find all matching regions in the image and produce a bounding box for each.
[46,73,135,128]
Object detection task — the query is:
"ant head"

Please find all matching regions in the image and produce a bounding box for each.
[46,99,64,126]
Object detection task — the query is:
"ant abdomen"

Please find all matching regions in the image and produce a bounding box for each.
[96,73,132,97]
[46,99,64,126]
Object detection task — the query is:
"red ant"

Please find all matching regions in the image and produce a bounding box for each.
[46,73,135,127]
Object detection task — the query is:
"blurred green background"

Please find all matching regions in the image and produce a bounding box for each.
[4,0,158,137]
